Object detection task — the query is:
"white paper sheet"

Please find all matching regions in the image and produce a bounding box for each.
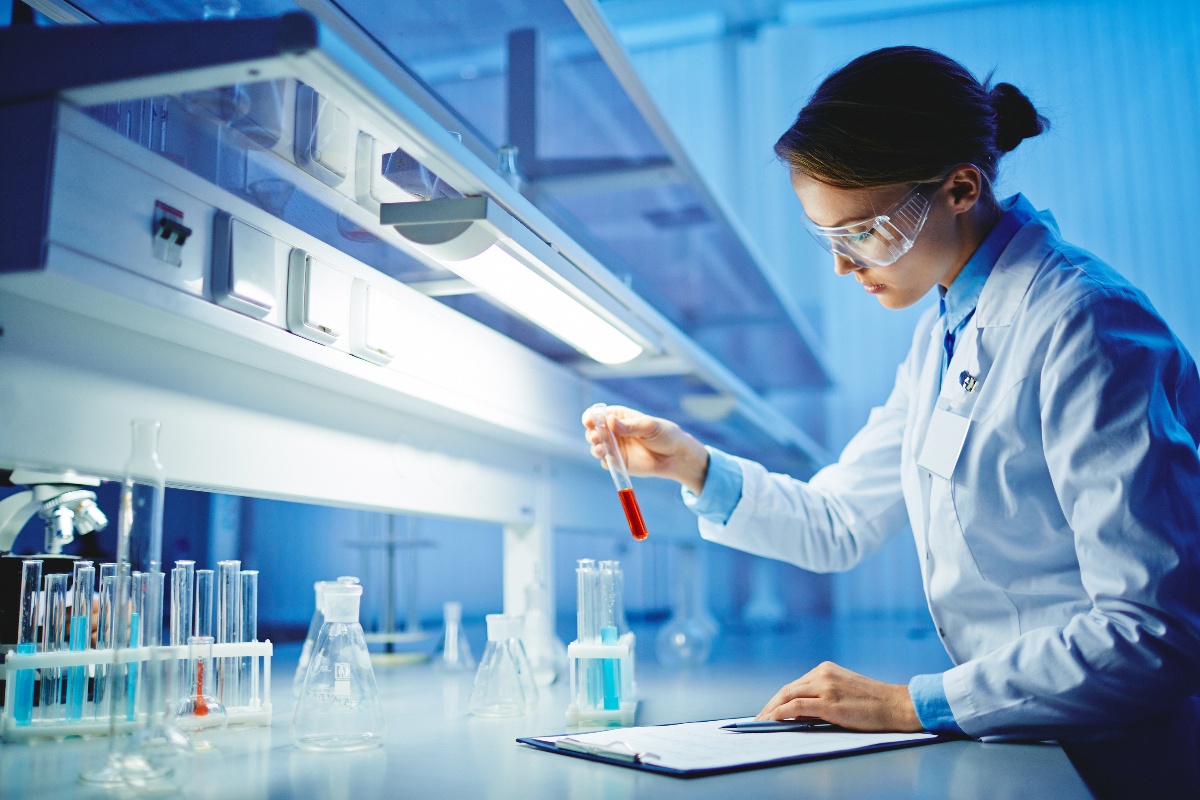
[531,718,938,772]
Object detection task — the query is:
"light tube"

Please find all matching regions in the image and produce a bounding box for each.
[446,245,643,365]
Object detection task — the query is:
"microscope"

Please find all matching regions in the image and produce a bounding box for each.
[0,468,109,662]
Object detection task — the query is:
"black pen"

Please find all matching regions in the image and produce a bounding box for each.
[721,719,835,733]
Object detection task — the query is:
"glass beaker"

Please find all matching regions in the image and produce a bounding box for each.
[292,581,385,752]
[467,615,538,717]
[434,601,475,672]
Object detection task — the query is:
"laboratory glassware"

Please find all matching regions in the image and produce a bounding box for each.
[239,570,259,708]
[93,573,117,720]
[468,614,538,717]
[195,568,214,638]
[565,557,637,727]
[655,544,714,667]
[67,562,96,719]
[82,419,192,789]
[434,600,475,672]
[585,404,649,540]
[173,635,228,750]
[216,559,241,706]
[294,576,359,697]
[171,561,195,704]
[522,569,566,686]
[40,572,69,722]
[497,144,521,190]
[13,558,42,726]
[292,581,385,751]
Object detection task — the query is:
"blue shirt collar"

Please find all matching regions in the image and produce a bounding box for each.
[938,194,1037,329]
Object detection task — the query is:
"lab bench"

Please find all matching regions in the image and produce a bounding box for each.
[0,619,1108,800]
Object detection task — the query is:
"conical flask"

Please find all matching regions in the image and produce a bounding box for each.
[467,615,538,717]
[293,577,359,698]
[434,601,475,672]
[292,582,385,751]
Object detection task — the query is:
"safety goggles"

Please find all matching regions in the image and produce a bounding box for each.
[804,184,934,268]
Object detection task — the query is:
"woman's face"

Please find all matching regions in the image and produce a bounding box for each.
[791,170,978,310]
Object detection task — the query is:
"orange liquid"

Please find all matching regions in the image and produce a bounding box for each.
[618,488,649,541]
[194,661,209,717]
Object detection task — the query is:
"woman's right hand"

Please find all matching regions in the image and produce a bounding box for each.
[581,406,710,495]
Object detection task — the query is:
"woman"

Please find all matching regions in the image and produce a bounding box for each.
[583,46,1200,739]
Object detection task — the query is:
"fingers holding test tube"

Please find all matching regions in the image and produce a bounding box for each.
[581,405,710,496]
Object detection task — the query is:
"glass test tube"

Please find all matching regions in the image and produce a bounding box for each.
[67,563,96,719]
[576,559,602,708]
[215,560,241,706]
[142,570,166,725]
[171,562,195,705]
[585,403,649,540]
[127,571,147,721]
[41,573,69,722]
[239,570,259,708]
[14,559,43,726]
[93,574,117,720]
[195,568,214,639]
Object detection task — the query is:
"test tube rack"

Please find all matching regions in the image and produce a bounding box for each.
[564,632,638,727]
[0,640,273,742]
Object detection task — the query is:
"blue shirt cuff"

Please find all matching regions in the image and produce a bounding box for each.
[680,447,743,525]
[908,673,964,735]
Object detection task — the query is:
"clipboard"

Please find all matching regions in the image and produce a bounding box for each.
[518,717,951,778]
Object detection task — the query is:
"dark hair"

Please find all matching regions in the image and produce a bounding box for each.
[774,46,1049,190]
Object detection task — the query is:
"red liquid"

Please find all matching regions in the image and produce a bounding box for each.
[194,661,209,717]
[618,488,649,541]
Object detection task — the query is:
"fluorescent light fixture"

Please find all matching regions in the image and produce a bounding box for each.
[381,197,645,365]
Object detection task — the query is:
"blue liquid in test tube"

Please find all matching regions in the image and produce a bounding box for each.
[66,563,96,720]
[14,559,43,726]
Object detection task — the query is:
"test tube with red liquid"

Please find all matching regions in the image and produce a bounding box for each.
[586,403,649,541]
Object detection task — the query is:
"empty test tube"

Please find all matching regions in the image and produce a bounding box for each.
[195,568,214,639]
[93,573,117,720]
[216,560,241,705]
[14,559,43,726]
[67,563,96,719]
[41,573,69,722]
[239,570,259,708]
[171,562,195,704]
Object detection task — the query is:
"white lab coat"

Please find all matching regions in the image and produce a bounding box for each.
[699,204,1200,738]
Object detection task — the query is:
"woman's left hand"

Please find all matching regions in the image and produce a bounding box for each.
[757,661,924,732]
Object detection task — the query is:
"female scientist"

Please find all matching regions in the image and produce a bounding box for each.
[583,46,1200,739]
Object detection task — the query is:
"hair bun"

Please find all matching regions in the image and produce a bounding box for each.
[989,82,1048,153]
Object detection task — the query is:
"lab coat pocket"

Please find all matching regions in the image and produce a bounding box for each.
[917,406,971,480]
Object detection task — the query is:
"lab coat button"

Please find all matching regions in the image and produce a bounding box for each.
[937,627,946,637]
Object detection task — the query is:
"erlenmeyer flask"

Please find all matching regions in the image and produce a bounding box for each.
[294,576,359,698]
[467,615,537,717]
[292,582,385,752]
[434,601,475,672]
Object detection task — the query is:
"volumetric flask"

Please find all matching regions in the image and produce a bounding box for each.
[292,581,385,752]
[467,614,538,717]
[174,635,228,750]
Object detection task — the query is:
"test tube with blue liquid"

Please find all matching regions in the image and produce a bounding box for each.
[127,571,146,720]
[13,559,43,726]
[67,562,96,719]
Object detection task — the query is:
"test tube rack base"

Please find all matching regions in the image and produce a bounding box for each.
[565,633,638,728]
[1,641,273,743]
